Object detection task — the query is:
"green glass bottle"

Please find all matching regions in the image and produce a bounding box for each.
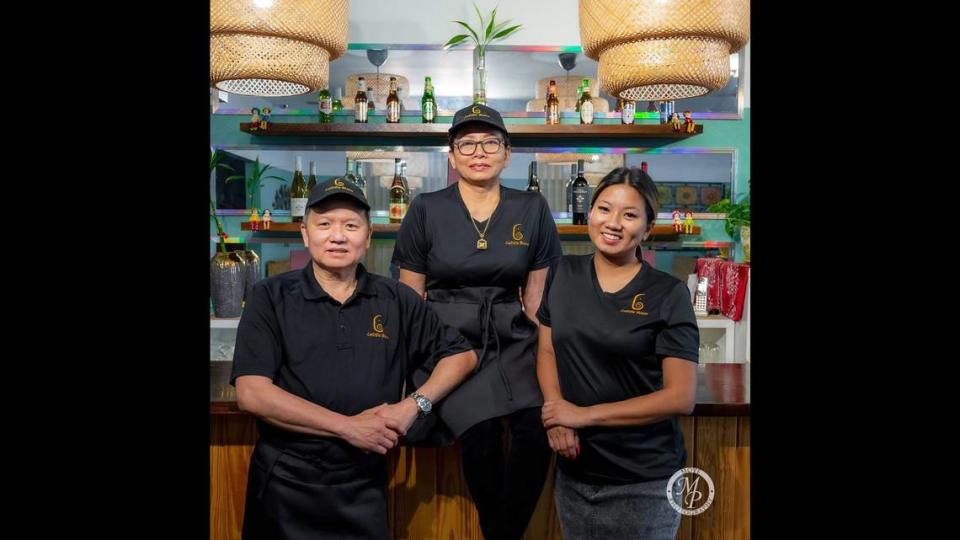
[421,76,437,123]
[318,88,332,123]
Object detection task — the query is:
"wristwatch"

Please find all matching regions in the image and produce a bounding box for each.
[408,391,433,417]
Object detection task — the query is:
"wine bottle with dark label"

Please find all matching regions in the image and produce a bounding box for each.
[389,158,408,223]
[572,159,590,225]
[526,161,540,192]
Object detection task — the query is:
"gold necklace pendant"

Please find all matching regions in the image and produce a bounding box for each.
[476,238,488,250]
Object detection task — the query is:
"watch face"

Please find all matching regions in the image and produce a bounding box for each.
[417,397,432,413]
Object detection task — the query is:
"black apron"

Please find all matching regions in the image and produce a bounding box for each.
[408,285,544,442]
[241,435,388,540]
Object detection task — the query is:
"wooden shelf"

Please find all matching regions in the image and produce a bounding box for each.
[241,222,699,236]
[239,122,702,148]
[242,222,400,233]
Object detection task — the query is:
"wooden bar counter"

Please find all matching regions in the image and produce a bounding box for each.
[211,363,750,539]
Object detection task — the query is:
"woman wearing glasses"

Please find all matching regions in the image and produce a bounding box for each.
[392,104,562,540]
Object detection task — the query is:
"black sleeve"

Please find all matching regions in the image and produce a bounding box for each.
[397,282,473,375]
[391,196,429,274]
[535,260,557,327]
[530,197,563,271]
[230,282,284,385]
[656,282,700,363]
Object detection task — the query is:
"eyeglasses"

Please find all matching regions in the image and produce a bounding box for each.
[453,138,503,156]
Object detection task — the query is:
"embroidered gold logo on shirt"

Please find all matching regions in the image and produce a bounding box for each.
[505,223,530,247]
[620,293,648,316]
[367,314,389,339]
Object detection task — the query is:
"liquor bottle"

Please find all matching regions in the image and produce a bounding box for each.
[389,158,408,223]
[343,156,358,186]
[658,100,674,124]
[290,156,308,222]
[621,99,636,125]
[566,163,576,214]
[353,159,366,190]
[318,88,332,123]
[526,161,540,192]
[386,77,400,123]
[332,88,344,112]
[354,77,368,123]
[421,76,436,123]
[545,80,560,125]
[572,159,590,225]
[578,78,594,125]
[307,160,317,191]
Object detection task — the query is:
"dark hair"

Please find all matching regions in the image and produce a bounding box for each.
[590,166,660,261]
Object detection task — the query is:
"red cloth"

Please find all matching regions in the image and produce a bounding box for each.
[695,258,750,321]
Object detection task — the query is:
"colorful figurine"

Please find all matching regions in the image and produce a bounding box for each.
[250,107,260,132]
[262,208,272,230]
[260,107,271,130]
[683,210,695,234]
[670,112,681,132]
[249,207,260,231]
[684,110,695,134]
[672,209,683,233]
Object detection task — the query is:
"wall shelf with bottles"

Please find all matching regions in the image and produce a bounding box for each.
[239,222,701,237]
[238,122,703,148]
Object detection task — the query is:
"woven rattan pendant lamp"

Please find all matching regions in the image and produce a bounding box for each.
[579,0,750,101]
[210,0,349,97]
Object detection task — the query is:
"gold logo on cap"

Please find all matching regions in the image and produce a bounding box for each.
[466,105,490,118]
[324,177,354,192]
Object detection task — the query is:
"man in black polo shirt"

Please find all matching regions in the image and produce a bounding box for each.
[230,177,477,540]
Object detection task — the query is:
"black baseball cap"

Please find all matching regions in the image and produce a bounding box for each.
[305,177,370,211]
[448,103,509,139]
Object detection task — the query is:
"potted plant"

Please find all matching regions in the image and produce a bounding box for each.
[443,3,522,104]
[706,184,750,262]
[210,150,247,317]
[210,150,242,252]
[226,154,286,210]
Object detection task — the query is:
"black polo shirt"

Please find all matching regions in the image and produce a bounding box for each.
[391,183,562,290]
[230,263,472,443]
[537,254,699,484]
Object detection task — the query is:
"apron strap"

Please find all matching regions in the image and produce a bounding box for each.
[479,297,512,400]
